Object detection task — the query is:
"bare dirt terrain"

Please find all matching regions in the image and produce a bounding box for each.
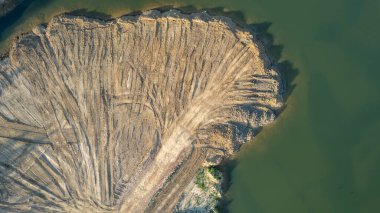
[0,10,283,212]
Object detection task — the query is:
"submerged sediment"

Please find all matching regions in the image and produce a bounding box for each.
[0,0,23,17]
[0,10,283,212]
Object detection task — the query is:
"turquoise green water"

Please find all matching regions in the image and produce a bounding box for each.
[1,0,380,212]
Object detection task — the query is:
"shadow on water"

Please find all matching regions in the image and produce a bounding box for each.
[65,9,112,20]
[214,159,238,213]
[0,4,298,212]
[250,22,298,105]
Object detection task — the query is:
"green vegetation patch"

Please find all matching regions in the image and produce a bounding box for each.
[195,168,207,190]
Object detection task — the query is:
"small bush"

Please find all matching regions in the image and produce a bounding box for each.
[208,167,222,180]
[195,168,206,190]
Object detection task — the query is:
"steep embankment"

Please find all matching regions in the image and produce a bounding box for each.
[0,10,283,212]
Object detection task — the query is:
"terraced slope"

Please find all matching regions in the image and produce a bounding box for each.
[0,10,283,212]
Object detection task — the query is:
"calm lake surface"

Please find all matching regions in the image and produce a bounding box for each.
[1,0,379,212]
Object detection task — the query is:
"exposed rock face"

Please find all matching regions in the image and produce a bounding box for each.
[0,10,283,212]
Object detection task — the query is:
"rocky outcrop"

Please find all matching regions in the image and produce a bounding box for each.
[0,10,283,212]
